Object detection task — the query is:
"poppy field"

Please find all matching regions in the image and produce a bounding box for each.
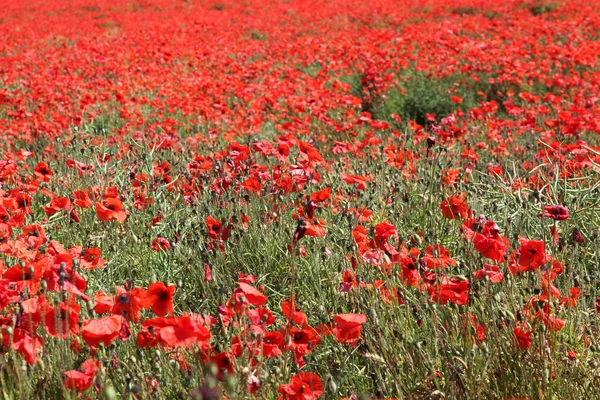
[2,0,600,398]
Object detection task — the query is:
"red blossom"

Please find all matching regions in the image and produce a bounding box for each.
[539,205,569,220]
[332,313,367,347]
[277,372,323,400]
[440,193,471,220]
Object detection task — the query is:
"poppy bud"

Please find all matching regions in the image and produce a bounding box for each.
[368,308,377,320]
[572,228,584,244]
[293,219,308,244]
[327,376,337,393]
[104,385,117,400]
[130,385,141,394]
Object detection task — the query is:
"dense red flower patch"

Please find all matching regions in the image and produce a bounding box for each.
[1,0,600,398]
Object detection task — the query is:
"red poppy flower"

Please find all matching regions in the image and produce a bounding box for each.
[277,372,323,400]
[2,327,43,364]
[20,294,47,330]
[242,177,262,192]
[427,276,469,306]
[560,287,582,308]
[440,193,470,220]
[2,263,44,293]
[247,307,276,327]
[66,159,95,176]
[0,205,23,227]
[82,315,128,348]
[151,237,171,252]
[43,196,72,217]
[63,359,100,391]
[332,313,367,347]
[17,224,48,249]
[462,219,510,262]
[206,216,232,240]
[209,351,235,380]
[298,141,324,162]
[247,375,261,393]
[276,142,291,161]
[69,209,80,222]
[234,282,267,307]
[140,282,175,317]
[539,205,569,220]
[93,291,114,314]
[286,325,322,359]
[523,295,564,332]
[260,330,284,358]
[73,190,93,208]
[293,219,309,244]
[517,238,546,271]
[374,222,397,248]
[3,191,32,215]
[103,186,119,198]
[43,258,88,298]
[304,218,326,238]
[310,188,331,203]
[472,234,510,262]
[34,162,54,182]
[340,173,370,190]
[70,246,106,270]
[238,273,257,284]
[138,315,211,349]
[513,327,533,350]
[473,264,504,283]
[45,300,80,338]
[204,264,212,282]
[96,198,127,222]
[110,287,144,322]
[422,245,457,269]
[281,297,307,325]
[339,269,360,293]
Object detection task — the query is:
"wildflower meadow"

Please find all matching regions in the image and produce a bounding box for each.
[1,0,600,398]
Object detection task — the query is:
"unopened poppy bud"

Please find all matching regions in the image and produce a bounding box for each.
[208,363,219,377]
[572,228,584,244]
[368,308,377,320]
[328,379,338,393]
[130,385,141,394]
[104,385,117,400]
[224,375,236,391]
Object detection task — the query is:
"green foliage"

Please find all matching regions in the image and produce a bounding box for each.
[529,2,559,16]
[451,7,477,16]
[375,71,465,125]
